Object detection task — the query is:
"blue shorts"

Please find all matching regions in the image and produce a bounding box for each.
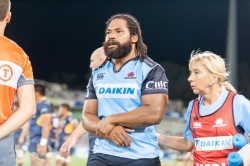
[86,152,94,165]
[87,153,161,166]
[0,134,15,166]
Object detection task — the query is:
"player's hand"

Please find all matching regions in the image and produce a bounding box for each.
[60,138,77,158]
[124,128,135,133]
[18,136,25,145]
[96,117,115,138]
[237,144,250,166]
[37,144,47,156]
[63,136,70,141]
[108,126,134,147]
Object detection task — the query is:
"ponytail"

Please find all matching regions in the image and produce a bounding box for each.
[223,82,237,93]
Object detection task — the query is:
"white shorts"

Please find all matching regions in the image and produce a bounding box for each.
[56,153,71,163]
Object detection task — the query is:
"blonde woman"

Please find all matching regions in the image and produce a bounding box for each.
[158,51,250,165]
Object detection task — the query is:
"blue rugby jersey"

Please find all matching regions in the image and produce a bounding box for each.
[29,99,53,144]
[57,115,75,151]
[85,56,169,159]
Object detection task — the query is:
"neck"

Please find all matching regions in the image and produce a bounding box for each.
[0,22,6,36]
[202,85,222,106]
[0,29,4,36]
[112,48,137,71]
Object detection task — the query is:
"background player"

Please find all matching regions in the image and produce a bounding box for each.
[56,103,78,166]
[59,47,106,162]
[25,84,53,166]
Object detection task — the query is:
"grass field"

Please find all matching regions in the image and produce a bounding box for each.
[18,153,192,166]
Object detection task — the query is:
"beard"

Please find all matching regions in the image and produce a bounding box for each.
[103,39,132,59]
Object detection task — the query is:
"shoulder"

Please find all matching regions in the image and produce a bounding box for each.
[187,100,195,113]
[234,93,248,100]
[92,59,111,77]
[233,93,250,106]
[232,93,250,122]
[94,58,110,71]
[65,115,73,121]
[137,56,166,77]
[39,100,52,111]
[137,56,161,68]
[0,36,30,67]
[0,36,26,56]
[42,100,52,106]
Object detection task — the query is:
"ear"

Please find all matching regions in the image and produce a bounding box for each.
[5,12,11,23]
[210,74,219,85]
[131,35,138,43]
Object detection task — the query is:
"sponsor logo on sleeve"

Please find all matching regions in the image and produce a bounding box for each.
[145,81,168,90]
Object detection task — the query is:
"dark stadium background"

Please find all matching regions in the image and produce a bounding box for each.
[6,0,250,102]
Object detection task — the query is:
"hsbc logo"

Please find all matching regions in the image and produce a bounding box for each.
[145,81,168,90]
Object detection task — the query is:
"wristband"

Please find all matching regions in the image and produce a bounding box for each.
[40,138,48,146]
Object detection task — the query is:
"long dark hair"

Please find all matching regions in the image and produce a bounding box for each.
[105,13,147,56]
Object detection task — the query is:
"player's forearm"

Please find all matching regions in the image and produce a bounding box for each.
[70,123,88,140]
[0,106,35,139]
[19,122,29,138]
[41,124,51,139]
[109,105,165,128]
[41,115,52,141]
[71,119,79,129]
[158,134,193,152]
[55,127,62,138]
[82,112,100,134]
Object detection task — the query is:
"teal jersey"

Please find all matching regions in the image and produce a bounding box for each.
[86,56,168,159]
